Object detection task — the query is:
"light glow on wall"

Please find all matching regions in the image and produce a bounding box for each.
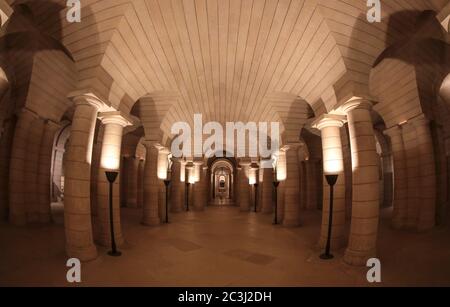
[180,161,186,182]
[323,159,344,175]
[100,124,123,171]
[157,148,170,180]
[276,151,287,182]
[249,170,257,185]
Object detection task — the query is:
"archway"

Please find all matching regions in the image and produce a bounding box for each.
[50,123,70,223]
[209,158,235,206]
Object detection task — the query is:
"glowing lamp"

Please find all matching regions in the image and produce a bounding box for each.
[157,147,171,180]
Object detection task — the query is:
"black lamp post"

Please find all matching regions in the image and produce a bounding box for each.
[164,179,171,223]
[320,174,339,260]
[273,180,280,225]
[185,182,191,211]
[253,183,259,213]
[105,171,121,257]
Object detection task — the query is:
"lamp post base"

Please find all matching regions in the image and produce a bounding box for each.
[320,253,334,260]
[108,250,122,257]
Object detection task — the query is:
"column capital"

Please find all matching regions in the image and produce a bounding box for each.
[142,140,161,150]
[340,97,374,113]
[98,111,133,127]
[282,142,303,152]
[239,158,252,167]
[312,114,347,130]
[67,90,111,112]
[156,145,171,155]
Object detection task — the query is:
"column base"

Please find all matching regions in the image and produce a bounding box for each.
[344,248,376,267]
[282,218,301,227]
[27,213,40,223]
[66,244,98,262]
[391,218,405,230]
[170,206,183,213]
[261,207,273,214]
[141,217,161,226]
[10,213,27,226]
[38,213,52,224]
[126,201,138,208]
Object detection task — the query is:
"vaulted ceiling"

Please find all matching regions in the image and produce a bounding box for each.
[4,0,449,140]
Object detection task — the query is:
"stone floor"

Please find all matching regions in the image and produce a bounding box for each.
[1,205,449,287]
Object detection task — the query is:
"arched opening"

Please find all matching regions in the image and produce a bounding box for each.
[50,123,70,224]
[210,159,235,206]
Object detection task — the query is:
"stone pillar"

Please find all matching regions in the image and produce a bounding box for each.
[0,118,15,220]
[283,144,302,227]
[142,141,160,226]
[170,158,184,212]
[238,160,251,212]
[9,109,37,225]
[137,159,145,208]
[24,117,45,223]
[412,115,437,231]
[64,93,104,261]
[313,115,346,250]
[193,162,207,211]
[260,163,274,213]
[126,157,139,208]
[384,126,408,229]
[343,100,380,266]
[402,122,420,229]
[37,120,60,223]
[96,112,131,247]
[305,160,318,210]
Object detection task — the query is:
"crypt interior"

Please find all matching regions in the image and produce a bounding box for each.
[1,0,450,286]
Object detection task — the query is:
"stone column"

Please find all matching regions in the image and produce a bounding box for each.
[170,158,184,212]
[343,100,380,266]
[283,144,302,227]
[0,118,15,220]
[193,162,207,211]
[238,160,251,212]
[126,157,139,208]
[402,122,420,229]
[384,126,408,229]
[64,93,105,261]
[137,159,145,208]
[37,120,61,223]
[313,115,346,250]
[9,108,38,225]
[260,162,274,213]
[96,112,131,247]
[412,115,437,231]
[24,117,45,223]
[142,141,160,226]
[305,160,318,210]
